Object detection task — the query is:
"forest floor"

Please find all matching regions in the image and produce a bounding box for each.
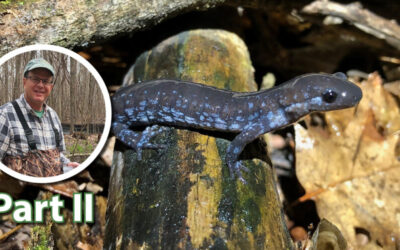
[64,134,100,163]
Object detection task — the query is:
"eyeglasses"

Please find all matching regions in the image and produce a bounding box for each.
[26,76,54,85]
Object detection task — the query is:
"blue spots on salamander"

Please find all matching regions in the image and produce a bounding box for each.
[162,106,170,113]
[136,112,149,122]
[112,74,362,183]
[266,108,288,129]
[114,114,126,122]
[125,108,135,117]
[291,103,305,109]
[214,122,227,129]
[236,116,244,122]
[112,121,122,128]
[185,116,196,124]
[285,102,308,113]
[310,96,322,105]
[138,100,147,111]
[146,109,156,121]
[248,112,259,121]
[230,123,240,130]
[215,117,225,124]
[149,99,158,105]
[163,116,173,122]
[171,108,185,118]
[210,113,219,118]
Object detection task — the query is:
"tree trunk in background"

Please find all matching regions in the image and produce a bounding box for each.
[87,72,94,133]
[69,58,77,134]
[13,56,22,100]
[4,61,8,102]
[0,52,105,128]
[56,54,68,120]
[61,54,71,121]
[105,29,293,249]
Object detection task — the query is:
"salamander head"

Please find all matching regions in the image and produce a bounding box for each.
[288,72,363,112]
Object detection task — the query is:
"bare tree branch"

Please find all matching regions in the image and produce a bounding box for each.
[302,0,400,50]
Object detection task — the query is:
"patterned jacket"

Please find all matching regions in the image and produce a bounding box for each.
[0,94,70,165]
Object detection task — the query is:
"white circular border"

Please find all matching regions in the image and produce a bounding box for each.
[0,44,112,184]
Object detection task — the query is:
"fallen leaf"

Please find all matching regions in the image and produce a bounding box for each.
[85,182,103,194]
[384,80,400,98]
[40,180,79,198]
[100,137,115,167]
[296,72,400,249]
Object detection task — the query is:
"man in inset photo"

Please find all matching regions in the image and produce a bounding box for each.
[0,58,79,177]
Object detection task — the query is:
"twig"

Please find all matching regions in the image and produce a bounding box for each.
[302,0,400,50]
[0,224,23,242]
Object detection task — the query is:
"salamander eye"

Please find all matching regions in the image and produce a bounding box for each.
[322,89,338,103]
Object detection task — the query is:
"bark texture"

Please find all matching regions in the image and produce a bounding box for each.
[105,29,293,249]
[0,0,230,57]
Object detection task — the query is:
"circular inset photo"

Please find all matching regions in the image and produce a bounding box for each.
[0,45,111,183]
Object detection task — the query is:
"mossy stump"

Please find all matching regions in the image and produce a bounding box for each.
[105,29,293,249]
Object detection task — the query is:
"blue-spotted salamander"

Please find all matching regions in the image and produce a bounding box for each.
[112,72,362,182]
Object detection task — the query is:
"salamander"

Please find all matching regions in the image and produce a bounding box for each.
[112,72,362,182]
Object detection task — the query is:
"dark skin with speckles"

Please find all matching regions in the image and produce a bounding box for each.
[112,72,362,182]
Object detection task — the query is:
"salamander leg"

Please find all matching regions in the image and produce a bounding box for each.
[226,123,268,183]
[113,122,168,160]
[137,125,169,159]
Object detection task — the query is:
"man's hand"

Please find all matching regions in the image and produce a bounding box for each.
[67,162,79,168]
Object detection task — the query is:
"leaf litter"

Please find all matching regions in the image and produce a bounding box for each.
[295,72,400,249]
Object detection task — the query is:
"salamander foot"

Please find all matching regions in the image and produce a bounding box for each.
[136,125,169,160]
[228,160,249,184]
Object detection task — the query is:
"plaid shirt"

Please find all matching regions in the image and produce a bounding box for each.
[0,94,70,165]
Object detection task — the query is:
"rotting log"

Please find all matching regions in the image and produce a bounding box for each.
[105,29,293,249]
[0,0,246,56]
[0,0,316,57]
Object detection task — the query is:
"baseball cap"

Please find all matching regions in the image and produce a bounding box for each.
[23,58,55,76]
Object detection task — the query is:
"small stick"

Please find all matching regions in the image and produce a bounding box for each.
[0,224,23,242]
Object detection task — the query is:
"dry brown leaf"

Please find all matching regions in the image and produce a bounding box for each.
[384,80,400,98]
[39,180,79,198]
[99,137,115,167]
[295,72,400,249]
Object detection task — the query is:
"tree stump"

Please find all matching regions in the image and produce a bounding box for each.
[105,29,293,249]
